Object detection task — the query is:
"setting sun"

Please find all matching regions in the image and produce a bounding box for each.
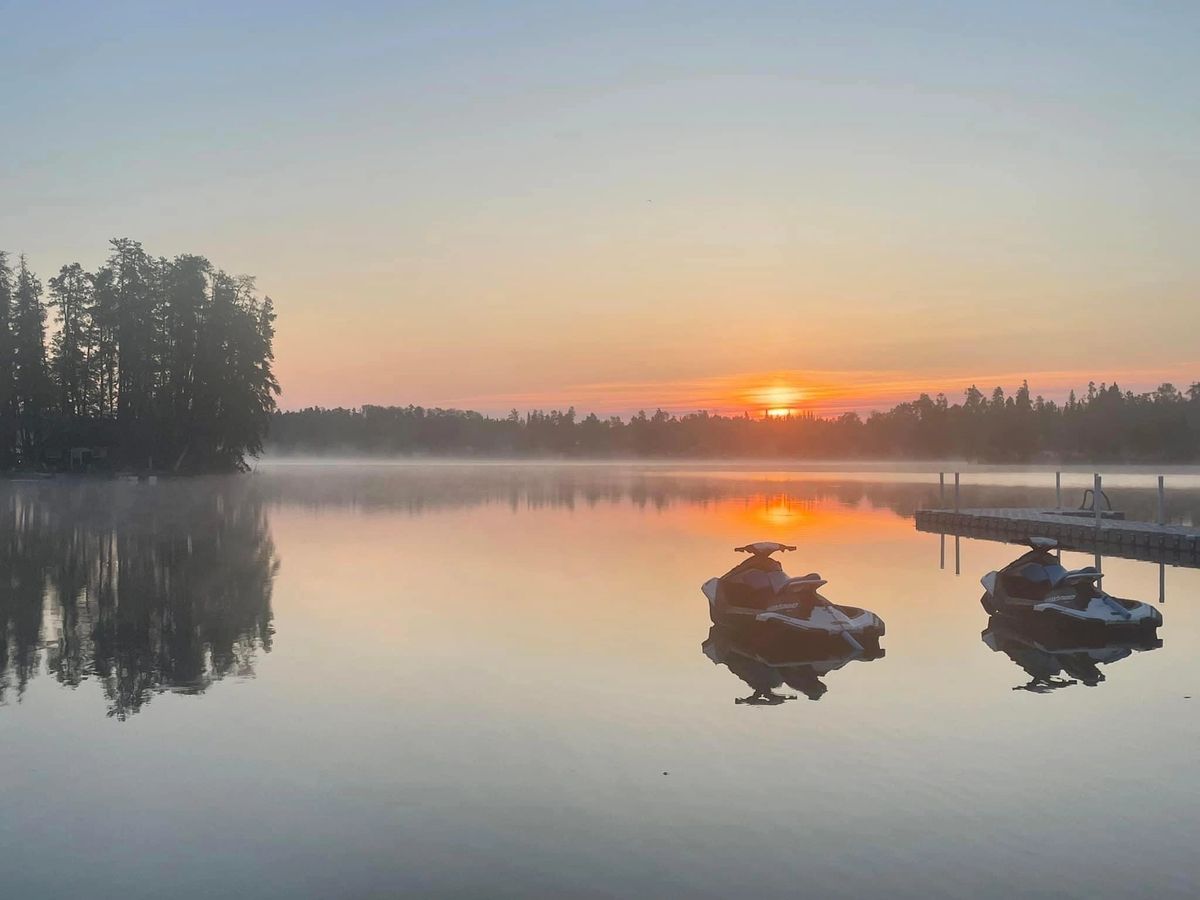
[754,382,803,418]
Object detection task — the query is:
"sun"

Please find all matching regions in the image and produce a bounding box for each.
[758,383,802,417]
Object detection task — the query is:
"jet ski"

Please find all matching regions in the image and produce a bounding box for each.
[701,541,885,651]
[982,615,1162,693]
[702,624,884,703]
[980,537,1162,635]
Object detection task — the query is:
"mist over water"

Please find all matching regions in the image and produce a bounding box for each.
[3,464,1199,898]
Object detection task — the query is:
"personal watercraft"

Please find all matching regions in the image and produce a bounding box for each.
[982,616,1162,692]
[702,625,884,703]
[980,538,1162,635]
[701,541,885,651]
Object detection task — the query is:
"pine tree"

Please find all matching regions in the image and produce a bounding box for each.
[90,266,119,419]
[47,262,96,418]
[160,254,210,464]
[11,255,48,462]
[105,238,157,460]
[0,253,15,468]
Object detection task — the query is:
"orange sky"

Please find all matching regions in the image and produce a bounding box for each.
[272,360,1200,418]
[9,5,1199,418]
[433,365,1200,418]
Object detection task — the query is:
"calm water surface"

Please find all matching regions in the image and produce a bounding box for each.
[2,464,1199,898]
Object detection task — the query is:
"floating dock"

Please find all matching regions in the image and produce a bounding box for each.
[915,507,1200,568]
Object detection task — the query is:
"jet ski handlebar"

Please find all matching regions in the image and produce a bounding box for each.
[734,542,797,555]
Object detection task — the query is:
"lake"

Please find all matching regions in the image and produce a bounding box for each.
[2,463,1199,898]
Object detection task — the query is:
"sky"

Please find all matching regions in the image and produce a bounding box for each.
[3,0,1199,417]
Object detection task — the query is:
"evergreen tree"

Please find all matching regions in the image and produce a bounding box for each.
[0,253,15,467]
[11,255,48,461]
[90,266,120,420]
[160,254,210,463]
[47,262,96,418]
[0,239,280,473]
[105,238,157,460]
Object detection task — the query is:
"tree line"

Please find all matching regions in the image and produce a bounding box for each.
[269,380,1200,461]
[0,239,279,473]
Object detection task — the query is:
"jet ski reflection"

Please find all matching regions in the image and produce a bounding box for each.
[982,616,1162,693]
[702,625,884,704]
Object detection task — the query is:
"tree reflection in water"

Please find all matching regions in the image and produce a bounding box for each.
[0,480,277,719]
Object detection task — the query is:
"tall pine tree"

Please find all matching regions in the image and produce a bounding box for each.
[47,262,95,419]
[0,253,15,468]
[11,255,48,461]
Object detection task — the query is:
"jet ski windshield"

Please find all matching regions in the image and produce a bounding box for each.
[1010,560,1070,592]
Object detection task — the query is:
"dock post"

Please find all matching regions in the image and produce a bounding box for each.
[939,533,945,570]
[954,472,960,513]
[954,535,960,576]
[1159,562,1166,604]
[1157,475,1165,525]
[1094,473,1102,528]
[939,472,945,507]
[1055,471,1061,509]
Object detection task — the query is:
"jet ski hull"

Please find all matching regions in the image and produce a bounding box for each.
[982,614,1163,655]
[726,625,885,665]
[709,603,885,653]
[979,591,1162,638]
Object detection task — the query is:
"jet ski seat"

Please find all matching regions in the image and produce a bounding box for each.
[1041,563,1069,585]
[779,573,827,593]
[759,571,827,594]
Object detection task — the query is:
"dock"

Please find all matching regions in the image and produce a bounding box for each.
[915,507,1200,567]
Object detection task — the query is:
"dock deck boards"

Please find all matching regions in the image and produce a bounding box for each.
[914,507,1200,567]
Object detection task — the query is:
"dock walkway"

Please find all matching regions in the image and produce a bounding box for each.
[914,507,1200,567]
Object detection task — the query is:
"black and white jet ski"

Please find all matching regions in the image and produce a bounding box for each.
[701,541,884,651]
[702,624,884,704]
[980,538,1162,634]
[982,616,1162,693]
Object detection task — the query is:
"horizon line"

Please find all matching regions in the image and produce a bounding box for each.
[276,369,1200,419]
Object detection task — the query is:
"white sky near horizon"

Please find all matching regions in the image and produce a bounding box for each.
[3,1,1199,416]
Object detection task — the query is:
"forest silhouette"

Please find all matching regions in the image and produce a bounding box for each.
[0,240,279,474]
[271,381,1200,462]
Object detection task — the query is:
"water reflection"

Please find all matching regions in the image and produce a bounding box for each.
[982,617,1162,692]
[0,481,277,719]
[3,465,1199,896]
[258,463,1200,525]
[258,465,944,518]
[702,625,884,703]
